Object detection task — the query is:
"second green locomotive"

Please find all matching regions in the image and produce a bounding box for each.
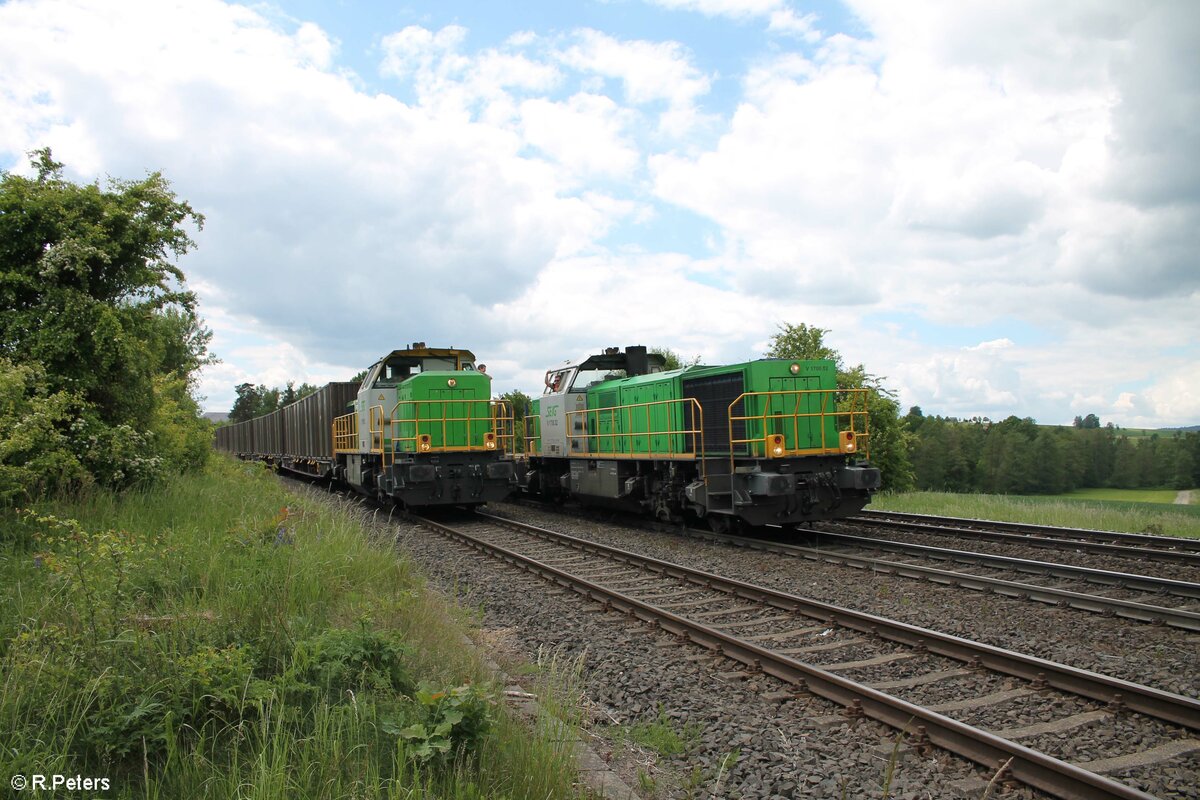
[521,345,880,529]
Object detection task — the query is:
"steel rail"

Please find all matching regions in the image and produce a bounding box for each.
[503,497,1199,598]
[844,514,1200,566]
[806,529,1200,599]
[466,513,1200,729]
[857,509,1200,553]
[414,512,1171,800]
[676,526,1200,631]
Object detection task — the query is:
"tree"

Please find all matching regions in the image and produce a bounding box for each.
[765,323,914,491]
[500,389,533,452]
[1073,413,1101,429]
[765,323,840,364]
[229,383,265,423]
[651,346,701,372]
[0,149,213,496]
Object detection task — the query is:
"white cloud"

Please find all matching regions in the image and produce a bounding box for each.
[0,3,619,377]
[767,10,821,41]
[891,339,1021,417]
[645,0,823,42]
[645,0,784,18]
[379,24,469,82]
[1,0,1194,427]
[519,93,639,180]
[648,0,1198,426]
[559,29,710,136]
[1141,364,1200,427]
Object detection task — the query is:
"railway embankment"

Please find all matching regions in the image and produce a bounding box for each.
[386,500,1199,799]
[0,457,588,800]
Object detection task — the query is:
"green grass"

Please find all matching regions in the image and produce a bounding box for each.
[1058,487,1185,504]
[868,489,1200,539]
[622,706,702,758]
[0,457,585,799]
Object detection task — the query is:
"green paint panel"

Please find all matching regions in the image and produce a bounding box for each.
[391,372,492,452]
[583,359,842,457]
[741,360,839,451]
[593,371,687,455]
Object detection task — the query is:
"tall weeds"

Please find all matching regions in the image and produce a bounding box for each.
[0,457,582,798]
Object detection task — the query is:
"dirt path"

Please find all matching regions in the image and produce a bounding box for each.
[1176,490,1193,505]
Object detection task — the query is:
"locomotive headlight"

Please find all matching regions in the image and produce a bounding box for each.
[768,434,785,457]
[484,432,496,450]
[842,431,856,453]
[418,434,432,452]
[447,378,457,387]
[789,363,801,374]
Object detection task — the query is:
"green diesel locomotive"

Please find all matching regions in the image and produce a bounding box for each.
[520,345,880,529]
[215,344,515,508]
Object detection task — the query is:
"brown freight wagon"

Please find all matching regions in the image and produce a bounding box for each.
[213,381,358,478]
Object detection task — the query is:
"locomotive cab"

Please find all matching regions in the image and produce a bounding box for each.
[353,348,475,453]
[334,343,514,507]
[537,346,666,458]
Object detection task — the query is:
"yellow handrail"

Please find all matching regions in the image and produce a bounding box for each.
[524,414,541,456]
[727,389,870,475]
[387,398,515,455]
[369,405,386,458]
[566,398,704,463]
[332,411,358,453]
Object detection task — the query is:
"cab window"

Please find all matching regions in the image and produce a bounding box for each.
[419,358,456,372]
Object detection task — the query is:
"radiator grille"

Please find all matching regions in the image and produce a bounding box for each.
[682,372,747,456]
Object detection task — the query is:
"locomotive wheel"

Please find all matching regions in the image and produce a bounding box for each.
[708,514,736,534]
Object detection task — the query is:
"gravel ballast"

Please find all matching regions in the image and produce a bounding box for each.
[305,485,1199,798]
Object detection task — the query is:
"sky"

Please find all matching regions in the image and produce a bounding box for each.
[1,0,1197,428]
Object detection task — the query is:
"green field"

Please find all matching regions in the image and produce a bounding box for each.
[1111,427,1196,439]
[1059,487,1188,504]
[1,457,585,800]
[869,489,1200,538]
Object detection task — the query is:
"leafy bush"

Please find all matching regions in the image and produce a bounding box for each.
[289,627,416,702]
[0,358,89,504]
[390,682,496,763]
[0,150,215,503]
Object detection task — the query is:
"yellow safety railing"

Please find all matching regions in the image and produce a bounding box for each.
[386,398,515,461]
[566,398,704,463]
[332,411,357,453]
[491,401,516,455]
[727,389,870,472]
[524,414,541,456]
[369,405,386,454]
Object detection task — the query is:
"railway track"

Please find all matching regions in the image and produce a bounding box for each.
[410,509,1200,800]
[705,527,1200,631]
[503,499,1200,631]
[851,510,1200,567]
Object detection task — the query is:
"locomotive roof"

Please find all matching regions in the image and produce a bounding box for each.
[377,346,476,364]
[556,348,667,371]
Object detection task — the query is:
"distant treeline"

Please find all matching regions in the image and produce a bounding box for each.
[905,409,1199,493]
[227,381,322,423]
